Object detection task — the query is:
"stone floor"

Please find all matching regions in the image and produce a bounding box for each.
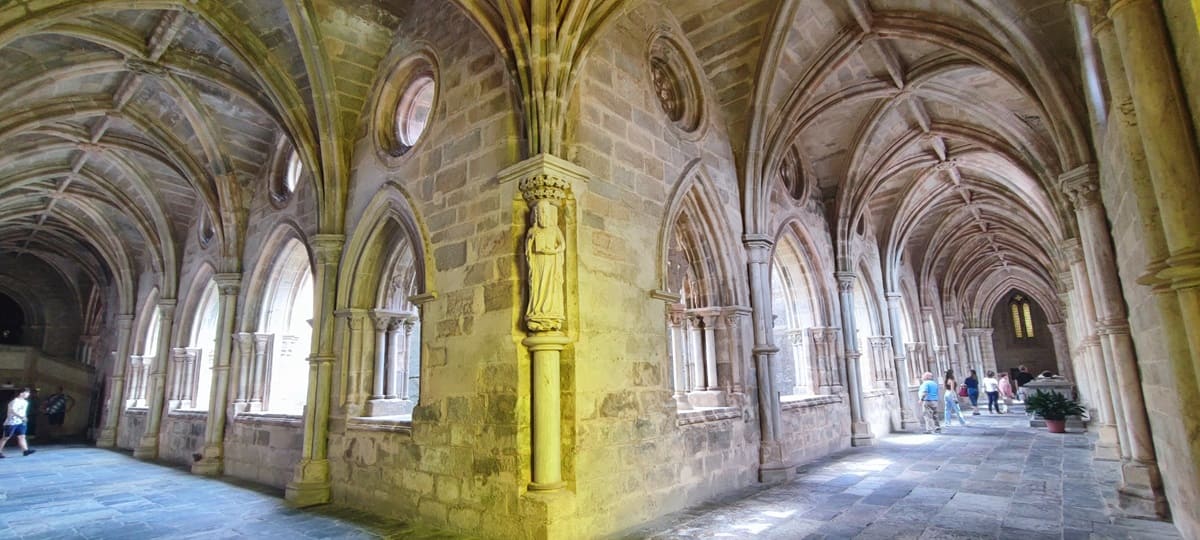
[0,444,456,539]
[0,408,1186,539]
[627,406,1184,539]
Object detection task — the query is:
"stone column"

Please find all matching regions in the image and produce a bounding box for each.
[135,299,175,460]
[1046,323,1072,382]
[886,294,917,430]
[836,272,873,446]
[701,313,719,391]
[745,235,789,480]
[788,329,808,395]
[979,328,996,375]
[1063,239,1123,460]
[97,314,134,447]
[397,316,415,401]
[194,274,240,476]
[962,329,983,376]
[169,347,187,408]
[251,333,271,411]
[286,234,343,507]
[232,332,254,412]
[668,306,691,410]
[128,356,145,407]
[369,311,392,400]
[499,154,585,492]
[1093,9,1200,516]
[685,314,703,391]
[334,309,369,415]
[1061,166,1167,515]
[942,315,960,375]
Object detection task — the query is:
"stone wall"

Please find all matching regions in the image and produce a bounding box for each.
[224,414,303,490]
[1097,116,1199,537]
[117,409,147,450]
[862,388,900,438]
[159,411,207,466]
[779,396,850,466]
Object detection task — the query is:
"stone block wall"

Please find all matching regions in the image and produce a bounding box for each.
[159,411,207,466]
[117,409,147,450]
[862,388,900,437]
[780,396,850,466]
[224,415,303,489]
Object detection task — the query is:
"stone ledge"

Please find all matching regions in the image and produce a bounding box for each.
[676,407,741,426]
[234,412,303,428]
[347,415,414,434]
[123,407,148,416]
[166,409,208,420]
[863,388,894,399]
[780,394,842,411]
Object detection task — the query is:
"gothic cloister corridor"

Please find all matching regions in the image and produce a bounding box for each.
[1,0,1199,538]
[0,409,1182,539]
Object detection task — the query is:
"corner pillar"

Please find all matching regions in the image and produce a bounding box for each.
[836,272,873,446]
[97,314,134,447]
[886,293,918,430]
[194,274,241,476]
[134,300,175,460]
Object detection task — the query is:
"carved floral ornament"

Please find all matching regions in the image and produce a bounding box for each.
[647,33,703,134]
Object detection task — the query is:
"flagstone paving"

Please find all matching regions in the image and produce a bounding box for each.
[0,407,1187,539]
[625,407,1184,540]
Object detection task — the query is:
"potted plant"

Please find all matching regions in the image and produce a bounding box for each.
[1024,390,1085,433]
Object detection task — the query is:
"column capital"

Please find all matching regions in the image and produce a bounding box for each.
[834,272,856,291]
[1061,238,1085,264]
[1059,164,1101,209]
[157,299,177,319]
[214,273,242,296]
[312,234,344,264]
[234,332,255,346]
[116,314,135,329]
[499,153,589,203]
[742,234,774,263]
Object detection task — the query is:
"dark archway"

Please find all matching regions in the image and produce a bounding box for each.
[0,293,24,345]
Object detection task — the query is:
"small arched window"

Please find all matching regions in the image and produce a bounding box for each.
[1011,295,1034,339]
[395,75,435,148]
[284,150,302,194]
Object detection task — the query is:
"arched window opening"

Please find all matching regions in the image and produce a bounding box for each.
[853,276,893,388]
[1011,294,1035,339]
[178,280,219,410]
[126,305,161,408]
[257,239,315,414]
[770,233,838,397]
[662,186,741,412]
[364,227,423,418]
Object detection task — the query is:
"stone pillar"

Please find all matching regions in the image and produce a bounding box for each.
[369,311,391,400]
[1093,9,1200,517]
[886,294,917,430]
[979,328,996,375]
[942,315,960,375]
[962,329,984,376]
[745,235,789,480]
[701,313,719,391]
[1061,166,1167,515]
[1064,240,1123,461]
[668,306,691,410]
[685,314,703,391]
[1046,323,1072,382]
[286,234,343,507]
[97,314,134,447]
[251,333,271,411]
[788,329,809,395]
[499,154,585,492]
[232,332,254,412]
[127,356,145,407]
[194,274,240,476]
[135,299,175,460]
[169,347,187,408]
[835,272,873,446]
[397,316,415,401]
[334,309,369,415]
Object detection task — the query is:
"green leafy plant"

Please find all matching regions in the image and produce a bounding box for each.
[1024,390,1085,421]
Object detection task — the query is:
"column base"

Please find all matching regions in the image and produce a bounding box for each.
[1118,460,1170,519]
[673,393,693,410]
[900,408,920,431]
[191,445,224,476]
[687,390,727,408]
[520,488,577,540]
[285,459,331,507]
[758,443,795,483]
[132,436,158,460]
[1093,423,1122,461]
[95,429,116,448]
[851,421,874,447]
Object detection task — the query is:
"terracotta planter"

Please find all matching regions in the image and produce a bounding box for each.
[1045,419,1067,433]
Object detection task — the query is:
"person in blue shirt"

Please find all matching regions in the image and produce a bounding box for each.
[917,372,941,434]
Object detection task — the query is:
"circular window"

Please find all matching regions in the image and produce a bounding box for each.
[648,34,704,135]
[395,75,434,147]
[284,150,302,193]
[374,55,438,160]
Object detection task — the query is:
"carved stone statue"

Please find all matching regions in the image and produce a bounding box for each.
[525,199,565,331]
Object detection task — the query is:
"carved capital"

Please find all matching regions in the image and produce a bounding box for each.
[214,273,241,296]
[835,271,856,293]
[157,299,177,320]
[116,314,135,330]
[742,234,774,264]
[499,153,589,203]
[1059,164,1101,209]
[312,234,344,265]
[1061,238,1085,264]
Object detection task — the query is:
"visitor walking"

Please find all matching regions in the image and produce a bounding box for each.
[964,370,981,415]
[998,373,1015,413]
[983,371,1001,414]
[918,372,941,434]
[0,388,36,458]
[943,370,967,427]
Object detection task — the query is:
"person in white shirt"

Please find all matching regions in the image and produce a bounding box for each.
[982,371,1001,414]
[1,388,37,458]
